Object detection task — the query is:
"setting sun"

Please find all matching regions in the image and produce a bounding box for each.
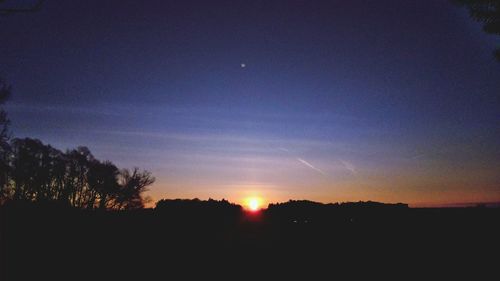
[245,197,263,212]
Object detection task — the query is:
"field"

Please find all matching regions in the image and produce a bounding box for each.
[2,201,499,279]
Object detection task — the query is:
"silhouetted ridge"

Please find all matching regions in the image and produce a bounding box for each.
[266,200,409,224]
[155,198,243,222]
[268,200,408,210]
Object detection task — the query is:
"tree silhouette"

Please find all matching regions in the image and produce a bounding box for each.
[87,160,120,209]
[0,79,10,202]
[4,137,155,209]
[63,146,95,208]
[454,0,500,60]
[10,138,63,202]
[115,168,155,210]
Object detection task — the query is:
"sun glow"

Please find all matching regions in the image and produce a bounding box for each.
[245,197,263,212]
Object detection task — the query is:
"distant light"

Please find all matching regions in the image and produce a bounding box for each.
[240,63,246,68]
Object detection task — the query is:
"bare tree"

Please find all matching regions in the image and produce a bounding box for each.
[0,79,11,202]
[115,168,155,210]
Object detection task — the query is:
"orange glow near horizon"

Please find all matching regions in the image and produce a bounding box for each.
[146,181,500,209]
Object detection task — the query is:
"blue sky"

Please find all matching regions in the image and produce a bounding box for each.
[1,0,499,206]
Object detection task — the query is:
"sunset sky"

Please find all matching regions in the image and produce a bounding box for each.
[1,0,499,207]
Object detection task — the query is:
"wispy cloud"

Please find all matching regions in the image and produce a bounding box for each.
[297,158,325,175]
[277,147,290,152]
[6,103,123,116]
[411,153,426,160]
[340,160,356,175]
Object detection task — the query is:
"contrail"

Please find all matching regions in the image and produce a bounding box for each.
[340,160,356,175]
[297,158,325,175]
[276,146,326,176]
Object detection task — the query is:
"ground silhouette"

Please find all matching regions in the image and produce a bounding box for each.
[1,198,499,279]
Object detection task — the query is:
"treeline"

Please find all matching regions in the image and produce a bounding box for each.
[266,200,409,223]
[155,198,242,221]
[156,198,242,211]
[268,200,409,210]
[0,80,155,210]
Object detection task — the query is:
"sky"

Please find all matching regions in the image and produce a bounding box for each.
[1,0,499,207]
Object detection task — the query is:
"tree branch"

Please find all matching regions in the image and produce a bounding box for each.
[0,0,44,15]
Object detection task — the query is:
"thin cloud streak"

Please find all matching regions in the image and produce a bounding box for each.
[276,147,326,176]
[85,129,341,148]
[297,158,325,175]
[340,160,356,175]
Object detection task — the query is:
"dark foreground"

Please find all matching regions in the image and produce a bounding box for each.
[1,201,499,279]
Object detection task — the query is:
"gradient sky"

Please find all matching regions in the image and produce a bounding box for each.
[1,0,499,207]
